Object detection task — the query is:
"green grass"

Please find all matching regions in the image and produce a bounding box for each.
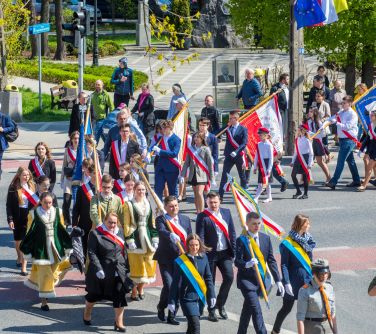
[20,88,71,122]
[99,22,136,31]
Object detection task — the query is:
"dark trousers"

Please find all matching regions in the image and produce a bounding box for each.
[208,250,234,309]
[291,166,309,195]
[158,262,178,310]
[114,93,130,107]
[155,170,179,200]
[186,315,200,334]
[62,193,72,226]
[0,150,3,178]
[237,289,266,334]
[219,157,247,197]
[272,165,288,185]
[272,295,295,333]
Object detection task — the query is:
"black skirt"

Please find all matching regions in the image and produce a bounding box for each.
[13,207,29,241]
[312,139,325,157]
[368,140,376,160]
[293,153,309,174]
[257,158,273,183]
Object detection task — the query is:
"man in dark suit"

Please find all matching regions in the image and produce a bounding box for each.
[69,92,95,136]
[153,196,192,325]
[219,110,248,201]
[109,123,140,179]
[235,212,285,334]
[196,191,236,322]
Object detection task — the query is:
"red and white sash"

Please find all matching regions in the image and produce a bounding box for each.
[82,182,94,201]
[186,144,212,191]
[67,147,77,163]
[336,114,361,148]
[226,128,247,167]
[256,144,268,187]
[116,190,128,204]
[273,161,284,177]
[295,137,311,182]
[368,123,376,140]
[203,209,229,240]
[21,185,39,207]
[111,140,122,169]
[31,157,45,177]
[96,225,125,253]
[166,215,187,246]
[160,137,182,171]
[114,179,126,192]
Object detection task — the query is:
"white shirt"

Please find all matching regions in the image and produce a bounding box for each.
[39,206,52,221]
[336,108,359,139]
[253,141,273,173]
[307,119,324,140]
[208,209,228,251]
[292,136,314,167]
[282,84,289,107]
[120,139,129,163]
[166,214,182,228]
[248,231,260,247]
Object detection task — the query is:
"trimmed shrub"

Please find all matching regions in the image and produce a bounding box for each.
[99,41,121,57]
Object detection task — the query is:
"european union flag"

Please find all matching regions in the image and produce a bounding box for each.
[354,86,376,131]
[294,0,326,29]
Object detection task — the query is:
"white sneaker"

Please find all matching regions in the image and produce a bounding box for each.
[262,198,272,203]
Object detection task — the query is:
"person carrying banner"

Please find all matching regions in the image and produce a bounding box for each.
[182,132,214,213]
[219,110,248,202]
[153,120,182,200]
[6,167,37,276]
[168,233,216,334]
[253,128,274,203]
[272,214,316,334]
[235,212,284,334]
[326,95,361,190]
[28,142,56,192]
[291,124,314,200]
[196,191,236,322]
[296,258,337,334]
[153,196,192,325]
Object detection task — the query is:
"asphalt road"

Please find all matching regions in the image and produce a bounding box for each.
[1,122,375,333]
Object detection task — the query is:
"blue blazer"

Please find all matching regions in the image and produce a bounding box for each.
[235,233,280,292]
[155,134,181,173]
[169,253,215,317]
[0,113,15,151]
[196,208,236,259]
[153,213,192,265]
[223,125,248,159]
[280,242,313,299]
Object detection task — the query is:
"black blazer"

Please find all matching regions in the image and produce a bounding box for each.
[223,124,248,158]
[131,94,155,133]
[72,182,95,232]
[235,233,280,292]
[28,158,57,191]
[6,185,22,224]
[153,214,192,265]
[68,102,95,135]
[109,139,141,179]
[270,82,288,112]
[196,208,236,260]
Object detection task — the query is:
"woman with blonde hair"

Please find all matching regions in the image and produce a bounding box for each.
[28,142,56,191]
[123,181,158,300]
[6,167,37,275]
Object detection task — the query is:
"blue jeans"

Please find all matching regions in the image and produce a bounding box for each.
[330,138,360,185]
[94,119,105,144]
[0,150,3,178]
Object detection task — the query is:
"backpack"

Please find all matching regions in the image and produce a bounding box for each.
[5,119,19,142]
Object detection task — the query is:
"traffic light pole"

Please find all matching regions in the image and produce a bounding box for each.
[38,34,43,111]
[78,32,84,92]
[92,0,99,66]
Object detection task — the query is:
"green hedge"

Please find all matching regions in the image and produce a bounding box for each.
[12,61,148,92]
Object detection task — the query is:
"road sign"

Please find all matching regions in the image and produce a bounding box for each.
[28,23,51,35]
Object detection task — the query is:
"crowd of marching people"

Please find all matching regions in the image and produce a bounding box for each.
[4,57,376,334]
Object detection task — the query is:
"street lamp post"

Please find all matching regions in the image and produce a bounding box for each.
[136,0,150,47]
[92,0,99,66]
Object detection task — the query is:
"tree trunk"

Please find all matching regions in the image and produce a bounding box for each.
[41,0,50,57]
[361,44,375,88]
[0,7,7,90]
[54,0,65,60]
[345,46,356,97]
[26,0,38,59]
[111,1,116,34]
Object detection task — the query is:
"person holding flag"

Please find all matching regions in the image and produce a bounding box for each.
[272,214,316,334]
[253,127,274,203]
[168,233,216,334]
[28,142,56,192]
[291,124,314,200]
[196,192,236,322]
[219,110,248,202]
[153,195,192,325]
[326,96,361,190]
[235,212,284,334]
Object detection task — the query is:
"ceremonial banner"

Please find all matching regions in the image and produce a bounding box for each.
[240,95,283,161]
[354,85,376,132]
[172,106,189,165]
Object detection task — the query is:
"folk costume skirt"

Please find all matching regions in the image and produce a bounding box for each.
[128,250,157,284]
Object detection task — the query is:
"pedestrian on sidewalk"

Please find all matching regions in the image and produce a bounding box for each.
[69,92,94,136]
[0,106,15,179]
[111,57,134,107]
[236,69,263,109]
[168,83,187,120]
[200,95,221,135]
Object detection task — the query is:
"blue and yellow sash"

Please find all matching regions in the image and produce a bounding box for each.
[240,235,267,281]
[280,237,312,277]
[175,254,207,305]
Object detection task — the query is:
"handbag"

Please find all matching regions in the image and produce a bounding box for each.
[5,120,19,143]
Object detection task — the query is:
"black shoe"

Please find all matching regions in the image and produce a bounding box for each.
[292,192,302,199]
[370,179,376,187]
[208,310,218,322]
[41,304,49,311]
[114,322,126,332]
[157,307,165,322]
[20,271,28,276]
[299,194,308,199]
[345,181,361,187]
[167,311,180,325]
[218,307,228,320]
[325,182,336,190]
[83,318,92,326]
[280,182,289,192]
[138,294,145,300]
[130,295,140,301]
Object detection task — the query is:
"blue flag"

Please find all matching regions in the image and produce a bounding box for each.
[294,0,326,29]
[354,86,376,131]
[73,123,85,183]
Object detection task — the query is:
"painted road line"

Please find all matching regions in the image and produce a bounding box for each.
[315,246,351,252]
[300,206,342,212]
[333,270,359,277]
